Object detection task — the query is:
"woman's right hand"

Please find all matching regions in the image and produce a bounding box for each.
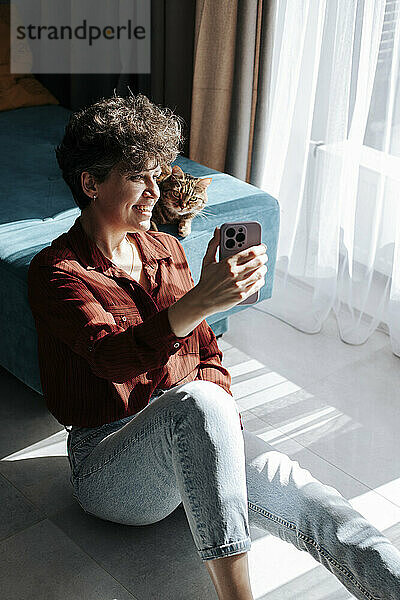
[194,227,269,317]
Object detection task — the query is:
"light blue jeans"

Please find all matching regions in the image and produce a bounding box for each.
[66,380,400,599]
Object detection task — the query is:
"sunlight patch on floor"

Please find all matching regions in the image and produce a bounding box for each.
[228,358,267,378]
[256,406,356,445]
[370,476,400,509]
[248,532,324,599]
[248,481,400,599]
[232,374,302,410]
[349,481,400,531]
[1,429,68,461]
[225,351,303,411]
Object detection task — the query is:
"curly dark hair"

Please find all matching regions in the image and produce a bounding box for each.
[55,92,185,210]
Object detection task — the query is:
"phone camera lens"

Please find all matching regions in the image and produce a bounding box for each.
[239,227,243,232]
[236,233,245,242]
[226,239,235,249]
[226,228,235,237]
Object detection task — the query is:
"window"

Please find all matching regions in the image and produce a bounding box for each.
[309,0,400,277]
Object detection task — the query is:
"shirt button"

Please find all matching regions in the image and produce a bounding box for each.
[88,345,93,352]
[173,342,180,349]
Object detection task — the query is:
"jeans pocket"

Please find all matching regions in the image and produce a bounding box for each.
[67,415,139,478]
[67,395,166,479]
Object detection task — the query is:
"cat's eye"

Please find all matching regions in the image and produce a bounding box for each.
[172,191,181,199]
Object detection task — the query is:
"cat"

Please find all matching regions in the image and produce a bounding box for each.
[149,164,212,238]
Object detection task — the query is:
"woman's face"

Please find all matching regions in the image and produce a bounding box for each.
[91,162,162,233]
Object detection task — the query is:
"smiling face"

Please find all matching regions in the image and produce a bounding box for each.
[87,161,162,234]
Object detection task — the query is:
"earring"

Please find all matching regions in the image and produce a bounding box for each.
[93,195,97,201]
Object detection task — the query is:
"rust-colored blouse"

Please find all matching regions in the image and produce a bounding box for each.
[27,216,243,430]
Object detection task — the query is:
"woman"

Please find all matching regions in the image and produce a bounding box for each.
[28,93,400,600]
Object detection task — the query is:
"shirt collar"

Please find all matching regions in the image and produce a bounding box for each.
[65,216,172,273]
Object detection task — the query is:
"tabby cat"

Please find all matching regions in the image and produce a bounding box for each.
[149,164,212,237]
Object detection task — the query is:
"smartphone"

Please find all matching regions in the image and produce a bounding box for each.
[219,221,262,305]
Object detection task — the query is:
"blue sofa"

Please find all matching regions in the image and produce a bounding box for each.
[0,105,280,396]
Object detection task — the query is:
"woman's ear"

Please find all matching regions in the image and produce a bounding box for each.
[81,171,98,198]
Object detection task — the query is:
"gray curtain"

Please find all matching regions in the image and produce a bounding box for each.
[248,0,276,187]
[226,0,276,186]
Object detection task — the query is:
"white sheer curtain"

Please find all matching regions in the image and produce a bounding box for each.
[260,0,400,356]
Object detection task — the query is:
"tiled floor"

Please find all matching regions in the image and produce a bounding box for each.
[0,301,399,599]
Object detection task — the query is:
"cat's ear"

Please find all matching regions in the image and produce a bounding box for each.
[171,165,184,179]
[158,163,172,183]
[196,177,212,191]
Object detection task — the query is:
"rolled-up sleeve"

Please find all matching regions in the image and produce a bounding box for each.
[28,263,194,383]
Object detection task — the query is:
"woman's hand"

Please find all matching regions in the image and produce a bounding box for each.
[194,227,269,317]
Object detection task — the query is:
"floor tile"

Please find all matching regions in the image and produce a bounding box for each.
[0,472,43,541]
[216,336,233,352]
[0,417,75,516]
[221,346,303,412]
[225,307,389,389]
[0,519,137,600]
[247,533,353,599]
[250,345,400,508]
[0,454,75,517]
[241,412,400,598]
[248,520,400,600]
[0,365,62,460]
[240,412,368,500]
[51,503,218,600]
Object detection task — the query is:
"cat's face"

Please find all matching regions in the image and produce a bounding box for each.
[160,165,211,215]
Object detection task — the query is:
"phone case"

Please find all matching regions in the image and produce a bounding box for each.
[219,221,262,305]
